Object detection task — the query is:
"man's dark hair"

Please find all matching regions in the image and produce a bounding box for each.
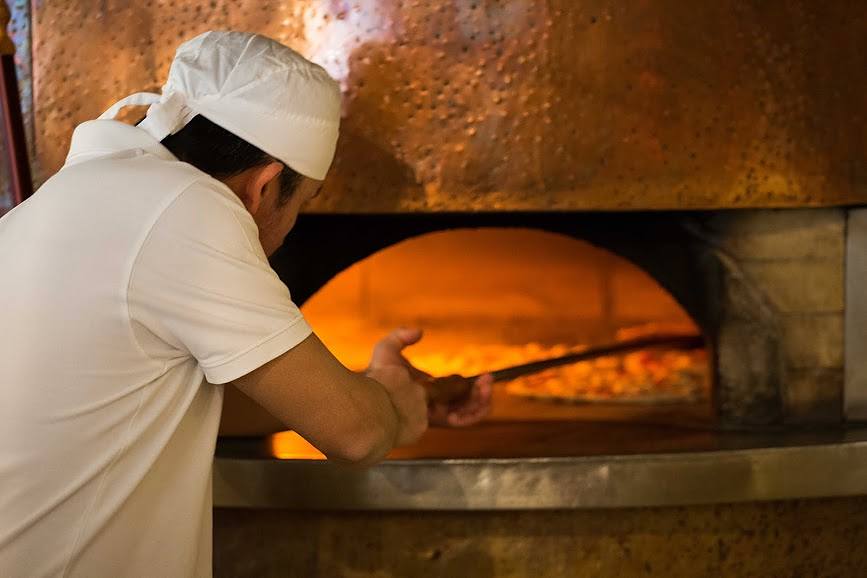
[160,115,302,204]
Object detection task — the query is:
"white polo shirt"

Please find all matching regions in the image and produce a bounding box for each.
[0,120,311,577]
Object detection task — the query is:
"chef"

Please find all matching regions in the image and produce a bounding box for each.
[0,31,491,577]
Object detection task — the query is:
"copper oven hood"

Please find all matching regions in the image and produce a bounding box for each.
[32,1,867,211]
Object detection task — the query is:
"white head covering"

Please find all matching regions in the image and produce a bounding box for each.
[99,31,341,180]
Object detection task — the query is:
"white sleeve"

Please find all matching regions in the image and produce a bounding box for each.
[128,180,311,384]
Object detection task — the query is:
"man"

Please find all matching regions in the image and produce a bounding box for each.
[0,31,491,577]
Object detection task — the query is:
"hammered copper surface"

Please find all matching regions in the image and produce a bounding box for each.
[214,498,867,577]
[32,1,867,210]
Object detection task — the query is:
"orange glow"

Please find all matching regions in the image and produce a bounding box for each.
[270,431,325,460]
[279,228,709,459]
[302,228,701,362]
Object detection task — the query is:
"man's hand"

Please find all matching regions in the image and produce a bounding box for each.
[366,328,430,446]
[427,373,493,427]
[368,328,493,431]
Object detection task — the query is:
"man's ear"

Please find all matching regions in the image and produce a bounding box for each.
[241,162,283,215]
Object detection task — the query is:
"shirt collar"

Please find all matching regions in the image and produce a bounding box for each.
[64,120,178,166]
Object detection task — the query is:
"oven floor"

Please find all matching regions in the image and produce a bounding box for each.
[218,387,854,461]
[218,421,858,461]
[386,421,858,459]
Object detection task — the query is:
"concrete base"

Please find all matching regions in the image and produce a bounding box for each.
[214,496,867,577]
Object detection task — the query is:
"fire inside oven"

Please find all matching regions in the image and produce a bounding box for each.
[270,227,711,459]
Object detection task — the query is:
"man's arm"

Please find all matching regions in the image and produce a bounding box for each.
[220,327,495,438]
[219,383,286,437]
[227,333,428,466]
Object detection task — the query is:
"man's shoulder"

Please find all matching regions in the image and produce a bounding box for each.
[54,154,243,220]
[44,153,208,209]
[28,155,253,256]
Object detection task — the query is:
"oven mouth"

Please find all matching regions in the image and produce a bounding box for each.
[268,225,716,461]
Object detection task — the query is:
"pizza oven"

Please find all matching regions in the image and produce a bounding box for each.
[11,1,867,576]
[261,207,858,462]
